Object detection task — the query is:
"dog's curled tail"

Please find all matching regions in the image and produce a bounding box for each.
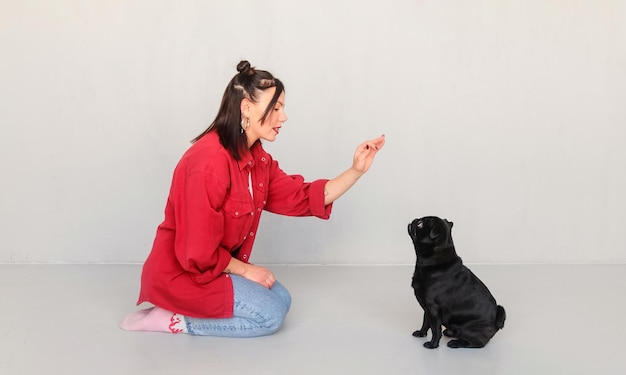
[495,305,506,329]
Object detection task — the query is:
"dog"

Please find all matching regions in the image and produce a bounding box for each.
[407,216,506,349]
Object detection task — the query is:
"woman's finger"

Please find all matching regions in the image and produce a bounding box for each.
[363,135,385,151]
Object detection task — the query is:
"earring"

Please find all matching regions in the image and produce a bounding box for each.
[241,118,250,133]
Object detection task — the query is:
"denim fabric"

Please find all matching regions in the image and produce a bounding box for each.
[185,274,292,337]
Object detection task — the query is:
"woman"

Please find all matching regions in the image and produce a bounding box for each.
[121,60,385,337]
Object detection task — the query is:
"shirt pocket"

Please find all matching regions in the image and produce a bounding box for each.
[222,197,254,249]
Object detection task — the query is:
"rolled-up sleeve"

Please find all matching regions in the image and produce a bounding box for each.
[264,160,333,219]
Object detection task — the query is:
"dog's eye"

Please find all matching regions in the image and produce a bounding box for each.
[417,221,423,229]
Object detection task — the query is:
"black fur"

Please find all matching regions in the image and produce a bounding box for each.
[408,216,505,349]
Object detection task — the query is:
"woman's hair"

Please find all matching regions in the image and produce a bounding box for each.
[192,60,285,160]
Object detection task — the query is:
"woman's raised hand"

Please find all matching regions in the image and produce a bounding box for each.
[352,134,385,174]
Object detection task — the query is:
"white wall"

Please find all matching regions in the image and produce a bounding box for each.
[1,0,624,264]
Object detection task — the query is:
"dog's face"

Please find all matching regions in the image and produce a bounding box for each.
[407,216,454,258]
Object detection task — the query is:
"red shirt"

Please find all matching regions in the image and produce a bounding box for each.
[137,132,332,318]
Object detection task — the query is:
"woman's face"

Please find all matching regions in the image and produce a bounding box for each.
[244,87,287,147]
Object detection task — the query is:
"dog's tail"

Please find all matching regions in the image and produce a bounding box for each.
[495,305,506,329]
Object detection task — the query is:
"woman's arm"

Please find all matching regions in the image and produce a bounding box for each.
[323,135,385,205]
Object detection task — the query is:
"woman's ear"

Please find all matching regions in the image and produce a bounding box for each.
[240,98,251,118]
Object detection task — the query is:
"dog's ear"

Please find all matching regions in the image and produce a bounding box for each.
[445,219,454,229]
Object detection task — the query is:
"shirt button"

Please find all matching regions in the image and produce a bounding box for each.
[257,208,261,212]
[261,157,266,162]
[243,254,248,259]
[235,211,239,216]
[251,212,254,216]
[259,183,264,187]
[250,232,254,236]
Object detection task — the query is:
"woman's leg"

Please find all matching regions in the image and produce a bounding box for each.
[269,278,292,312]
[120,275,291,338]
[185,275,291,337]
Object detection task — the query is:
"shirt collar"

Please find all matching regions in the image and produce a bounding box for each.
[237,141,264,171]
[238,151,253,171]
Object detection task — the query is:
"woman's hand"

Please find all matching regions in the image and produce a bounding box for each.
[225,257,275,288]
[352,134,385,174]
[241,263,276,289]
[323,134,386,205]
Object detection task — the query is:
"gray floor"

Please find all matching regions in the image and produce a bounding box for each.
[1,264,625,375]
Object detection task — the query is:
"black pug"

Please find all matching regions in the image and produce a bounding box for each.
[407,216,506,349]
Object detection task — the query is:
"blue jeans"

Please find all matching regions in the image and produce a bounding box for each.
[184,274,292,337]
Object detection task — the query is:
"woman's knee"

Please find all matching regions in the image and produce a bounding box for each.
[271,281,292,311]
[231,296,287,336]
[231,275,291,334]
[261,294,289,333]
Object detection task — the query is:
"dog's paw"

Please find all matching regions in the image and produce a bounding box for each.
[443,329,456,337]
[448,339,483,349]
[447,340,466,348]
[423,341,439,349]
[412,330,427,337]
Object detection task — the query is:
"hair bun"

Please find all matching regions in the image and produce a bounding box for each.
[237,60,255,76]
